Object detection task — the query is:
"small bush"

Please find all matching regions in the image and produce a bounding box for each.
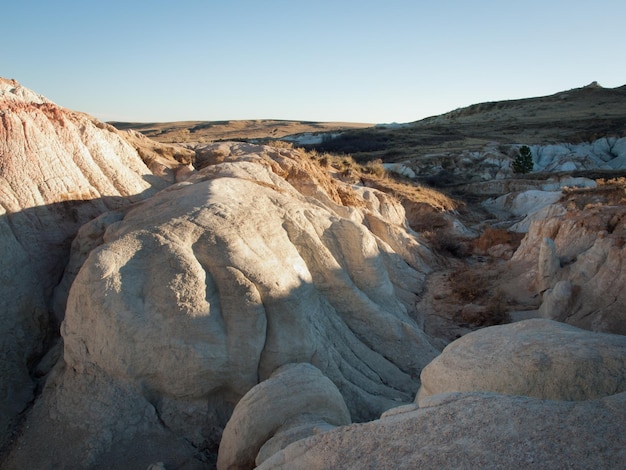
[449,268,488,301]
[362,159,386,178]
[472,226,523,254]
[424,230,471,258]
[267,140,294,150]
[483,292,509,325]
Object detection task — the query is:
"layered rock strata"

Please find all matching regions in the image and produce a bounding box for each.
[0,78,191,445]
[4,142,438,468]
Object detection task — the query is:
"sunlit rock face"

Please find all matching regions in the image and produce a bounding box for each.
[511,203,626,334]
[417,319,626,402]
[0,78,190,443]
[62,143,438,418]
[5,142,438,468]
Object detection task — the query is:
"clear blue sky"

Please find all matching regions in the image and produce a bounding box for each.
[4,0,625,123]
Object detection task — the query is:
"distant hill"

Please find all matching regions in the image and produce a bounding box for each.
[112,83,626,165]
[307,82,626,162]
[110,119,372,144]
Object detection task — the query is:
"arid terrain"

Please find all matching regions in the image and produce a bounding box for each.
[111,119,372,144]
[2,78,626,469]
[309,81,626,161]
[114,81,626,163]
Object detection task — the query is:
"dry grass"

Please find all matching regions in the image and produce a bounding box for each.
[560,177,626,209]
[261,142,460,216]
[301,146,459,214]
[364,174,458,212]
[448,268,489,302]
[111,84,626,170]
[422,230,471,258]
[448,267,510,327]
[472,226,524,254]
[111,120,373,144]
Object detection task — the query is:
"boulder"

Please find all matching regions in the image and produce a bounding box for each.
[217,363,350,469]
[0,366,204,470]
[539,280,575,320]
[417,319,626,402]
[257,391,626,469]
[60,145,437,419]
[508,202,566,233]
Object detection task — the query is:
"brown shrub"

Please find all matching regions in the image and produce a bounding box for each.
[473,226,523,254]
[448,268,488,301]
[424,230,471,258]
[267,140,294,150]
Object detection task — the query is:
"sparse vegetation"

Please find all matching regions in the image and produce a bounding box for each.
[449,268,488,302]
[560,176,626,206]
[423,230,470,258]
[472,226,523,255]
[512,145,534,174]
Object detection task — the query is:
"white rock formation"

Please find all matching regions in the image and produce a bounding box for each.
[539,279,574,320]
[5,142,439,468]
[217,363,350,470]
[257,391,626,469]
[530,137,626,171]
[482,190,563,233]
[405,138,626,183]
[511,204,626,334]
[417,319,626,402]
[383,162,416,179]
[508,202,567,233]
[0,78,191,444]
[238,320,626,469]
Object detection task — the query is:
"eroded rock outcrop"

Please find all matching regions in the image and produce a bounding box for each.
[406,137,626,183]
[257,319,626,469]
[4,142,439,468]
[257,391,626,469]
[417,319,626,402]
[217,363,350,470]
[0,78,192,446]
[511,203,626,334]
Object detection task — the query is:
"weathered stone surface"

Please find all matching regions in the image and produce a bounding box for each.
[482,190,562,218]
[0,78,189,446]
[403,137,626,184]
[537,237,560,291]
[62,143,437,416]
[508,202,567,233]
[417,319,626,402]
[512,205,626,334]
[5,142,438,467]
[1,365,204,470]
[539,279,574,320]
[531,137,626,171]
[257,391,626,469]
[217,363,350,470]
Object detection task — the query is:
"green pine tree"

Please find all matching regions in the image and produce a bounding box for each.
[512,145,534,174]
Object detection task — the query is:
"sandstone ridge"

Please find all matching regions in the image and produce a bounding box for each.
[4,134,439,467]
[0,77,194,449]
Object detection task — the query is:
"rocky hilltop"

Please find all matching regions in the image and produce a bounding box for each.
[2,79,626,468]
